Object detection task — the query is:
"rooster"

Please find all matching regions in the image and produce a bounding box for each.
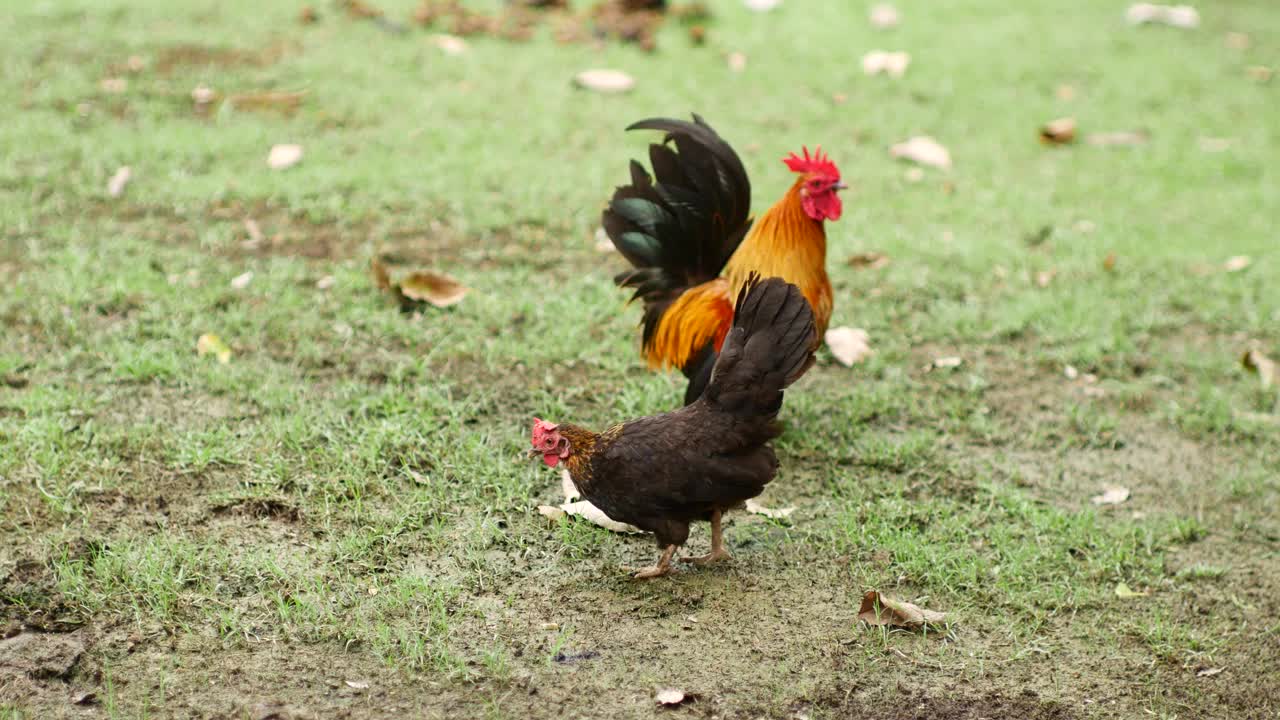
[604,114,844,404]
[530,276,816,579]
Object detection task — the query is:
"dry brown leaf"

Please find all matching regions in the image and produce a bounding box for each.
[825,327,873,367]
[890,136,951,169]
[1115,582,1149,598]
[745,499,795,520]
[862,50,910,78]
[228,91,307,114]
[847,252,890,270]
[344,680,370,690]
[1223,255,1251,273]
[107,166,132,198]
[370,257,392,291]
[299,5,319,23]
[243,218,265,247]
[1197,667,1224,678]
[230,271,254,290]
[727,51,747,73]
[573,69,635,93]
[1086,130,1148,147]
[1103,253,1117,272]
[398,270,469,308]
[655,688,691,706]
[869,3,900,28]
[1040,117,1077,145]
[1091,486,1131,505]
[858,591,946,629]
[1241,348,1276,391]
[267,144,303,170]
[1246,66,1273,82]
[196,334,232,364]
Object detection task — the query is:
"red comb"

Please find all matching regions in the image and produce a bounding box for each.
[533,418,558,432]
[783,146,839,178]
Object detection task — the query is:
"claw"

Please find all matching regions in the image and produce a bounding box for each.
[679,548,732,566]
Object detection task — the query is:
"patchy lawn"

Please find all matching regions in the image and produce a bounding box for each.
[2,0,1277,718]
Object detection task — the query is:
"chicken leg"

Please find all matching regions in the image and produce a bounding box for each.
[680,509,732,565]
[630,545,677,579]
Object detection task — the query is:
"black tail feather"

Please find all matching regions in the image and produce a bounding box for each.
[701,276,817,419]
[603,114,753,357]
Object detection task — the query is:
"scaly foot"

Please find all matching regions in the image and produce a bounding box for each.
[627,544,677,580]
[679,548,733,566]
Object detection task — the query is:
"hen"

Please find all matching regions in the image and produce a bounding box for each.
[604,114,844,404]
[530,276,816,578]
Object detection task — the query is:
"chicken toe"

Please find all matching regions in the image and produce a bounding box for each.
[629,545,677,580]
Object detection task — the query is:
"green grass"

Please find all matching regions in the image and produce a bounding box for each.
[2,0,1279,718]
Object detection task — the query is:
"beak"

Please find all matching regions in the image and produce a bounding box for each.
[833,182,849,191]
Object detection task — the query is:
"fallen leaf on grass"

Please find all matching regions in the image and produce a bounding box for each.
[825,327,873,367]
[1246,66,1273,83]
[71,691,97,706]
[869,3,900,28]
[927,356,963,371]
[890,136,951,169]
[344,680,370,690]
[1115,582,1149,598]
[196,334,232,364]
[370,257,392,291]
[1126,3,1199,28]
[1223,255,1251,272]
[1224,32,1249,50]
[1103,253,1117,272]
[847,252,890,270]
[1091,486,1131,505]
[267,144,303,170]
[399,271,469,308]
[862,50,910,78]
[726,51,747,73]
[228,90,307,114]
[858,590,946,629]
[243,218,265,247]
[573,69,635,93]
[560,500,643,533]
[299,5,319,23]
[537,505,567,521]
[1040,117,1077,145]
[655,688,691,706]
[107,166,132,198]
[1197,667,1224,678]
[316,275,335,290]
[1086,130,1148,147]
[230,271,254,290]
[1241,348,1276,390]
[433,34,468,55]
[191,84,217,111]
[745,499,795,520]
